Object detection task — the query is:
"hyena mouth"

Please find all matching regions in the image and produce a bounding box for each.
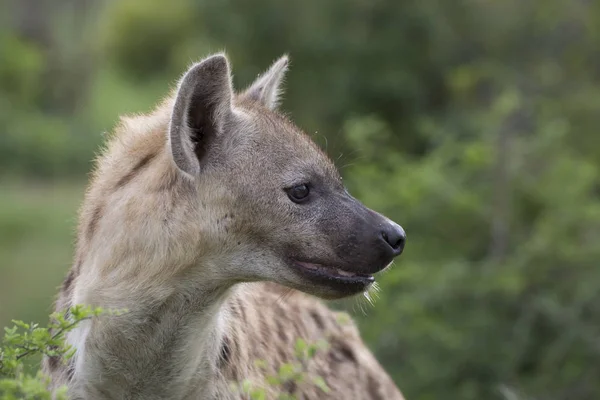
[291,260,375,288]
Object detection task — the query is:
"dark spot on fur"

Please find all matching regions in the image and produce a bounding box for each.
[46,355,60,370]
[328,340,358,364]
[221,329,240,381]
[282,380,297,394]
[74,258,82,274]
[62,271,75,292]
[278,347,287,361]
[115,152,156,189]
[260,321,271,345]
[367,373,384,400]
[86,205,103,240]
[67,362,75,381]
[276,319,287,342]
[310,310,325,330]
[218,336,232,368]
[229,302,240,319]
[339,342,357,363]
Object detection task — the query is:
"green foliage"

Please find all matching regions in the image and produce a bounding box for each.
[230,338,330,400]
[0,34,44,107]
[1,305,329,400]
[98,0,197,80]
[344,84,600,399]
[0,306,108,400]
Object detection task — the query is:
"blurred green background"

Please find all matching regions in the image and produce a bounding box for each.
[1,0,600,398]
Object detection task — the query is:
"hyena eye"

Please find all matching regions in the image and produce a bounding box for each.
[286,184,310,203]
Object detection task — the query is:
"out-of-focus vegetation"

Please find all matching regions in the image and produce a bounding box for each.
[0,306,105,400]
[0,304,325,400]
[231,337,332,399]
[1,0,599,399]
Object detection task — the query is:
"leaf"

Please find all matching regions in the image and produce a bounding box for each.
[278,363,296,381]
[265,374,281,386]
[307,345,317,359]
[11,321,29,330]
[241,378,254,393]
[254,359,268,370]
[294,338,307,359]
[312,376,330,393]
[250,388,267,400]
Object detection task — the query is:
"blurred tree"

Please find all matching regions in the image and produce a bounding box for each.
[0,0,101,178]
[339,2,600,398]
[99,0,196,80]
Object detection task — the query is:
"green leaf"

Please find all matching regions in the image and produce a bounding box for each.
[312,376,330,393]
[10,321,29,330]
[278,363,296,381]
[250,388,267,400]
[254,359,268,370]
[294,338,307,359]
[265,374,281,386]
[241,378,254,393]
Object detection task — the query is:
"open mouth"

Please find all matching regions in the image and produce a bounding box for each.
[290,260,375,289]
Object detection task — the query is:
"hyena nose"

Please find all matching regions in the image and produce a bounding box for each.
[380,223,406,256]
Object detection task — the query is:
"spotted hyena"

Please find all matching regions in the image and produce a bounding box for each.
[43,53,406,399]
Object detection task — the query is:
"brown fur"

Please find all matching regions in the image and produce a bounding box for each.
[216,283,402,399]
[43,54,406,399]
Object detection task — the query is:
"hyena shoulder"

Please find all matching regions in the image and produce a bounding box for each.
[217,282,403,400]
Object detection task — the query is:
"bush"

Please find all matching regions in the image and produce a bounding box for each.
[1,307,331,400]
[0,306,106,400]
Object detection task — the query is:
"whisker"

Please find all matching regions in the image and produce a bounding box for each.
[353,295,368,316]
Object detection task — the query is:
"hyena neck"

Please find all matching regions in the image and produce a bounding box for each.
[66,257,236,399]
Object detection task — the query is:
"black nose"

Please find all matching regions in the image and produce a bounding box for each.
[380,224,406,255]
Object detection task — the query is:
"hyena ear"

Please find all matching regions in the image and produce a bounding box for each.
[241,55,289,110]
[169,53,233,176]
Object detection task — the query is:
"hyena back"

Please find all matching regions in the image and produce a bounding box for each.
[43,53,406,399]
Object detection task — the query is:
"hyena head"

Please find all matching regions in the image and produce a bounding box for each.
[166,53,405,300]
